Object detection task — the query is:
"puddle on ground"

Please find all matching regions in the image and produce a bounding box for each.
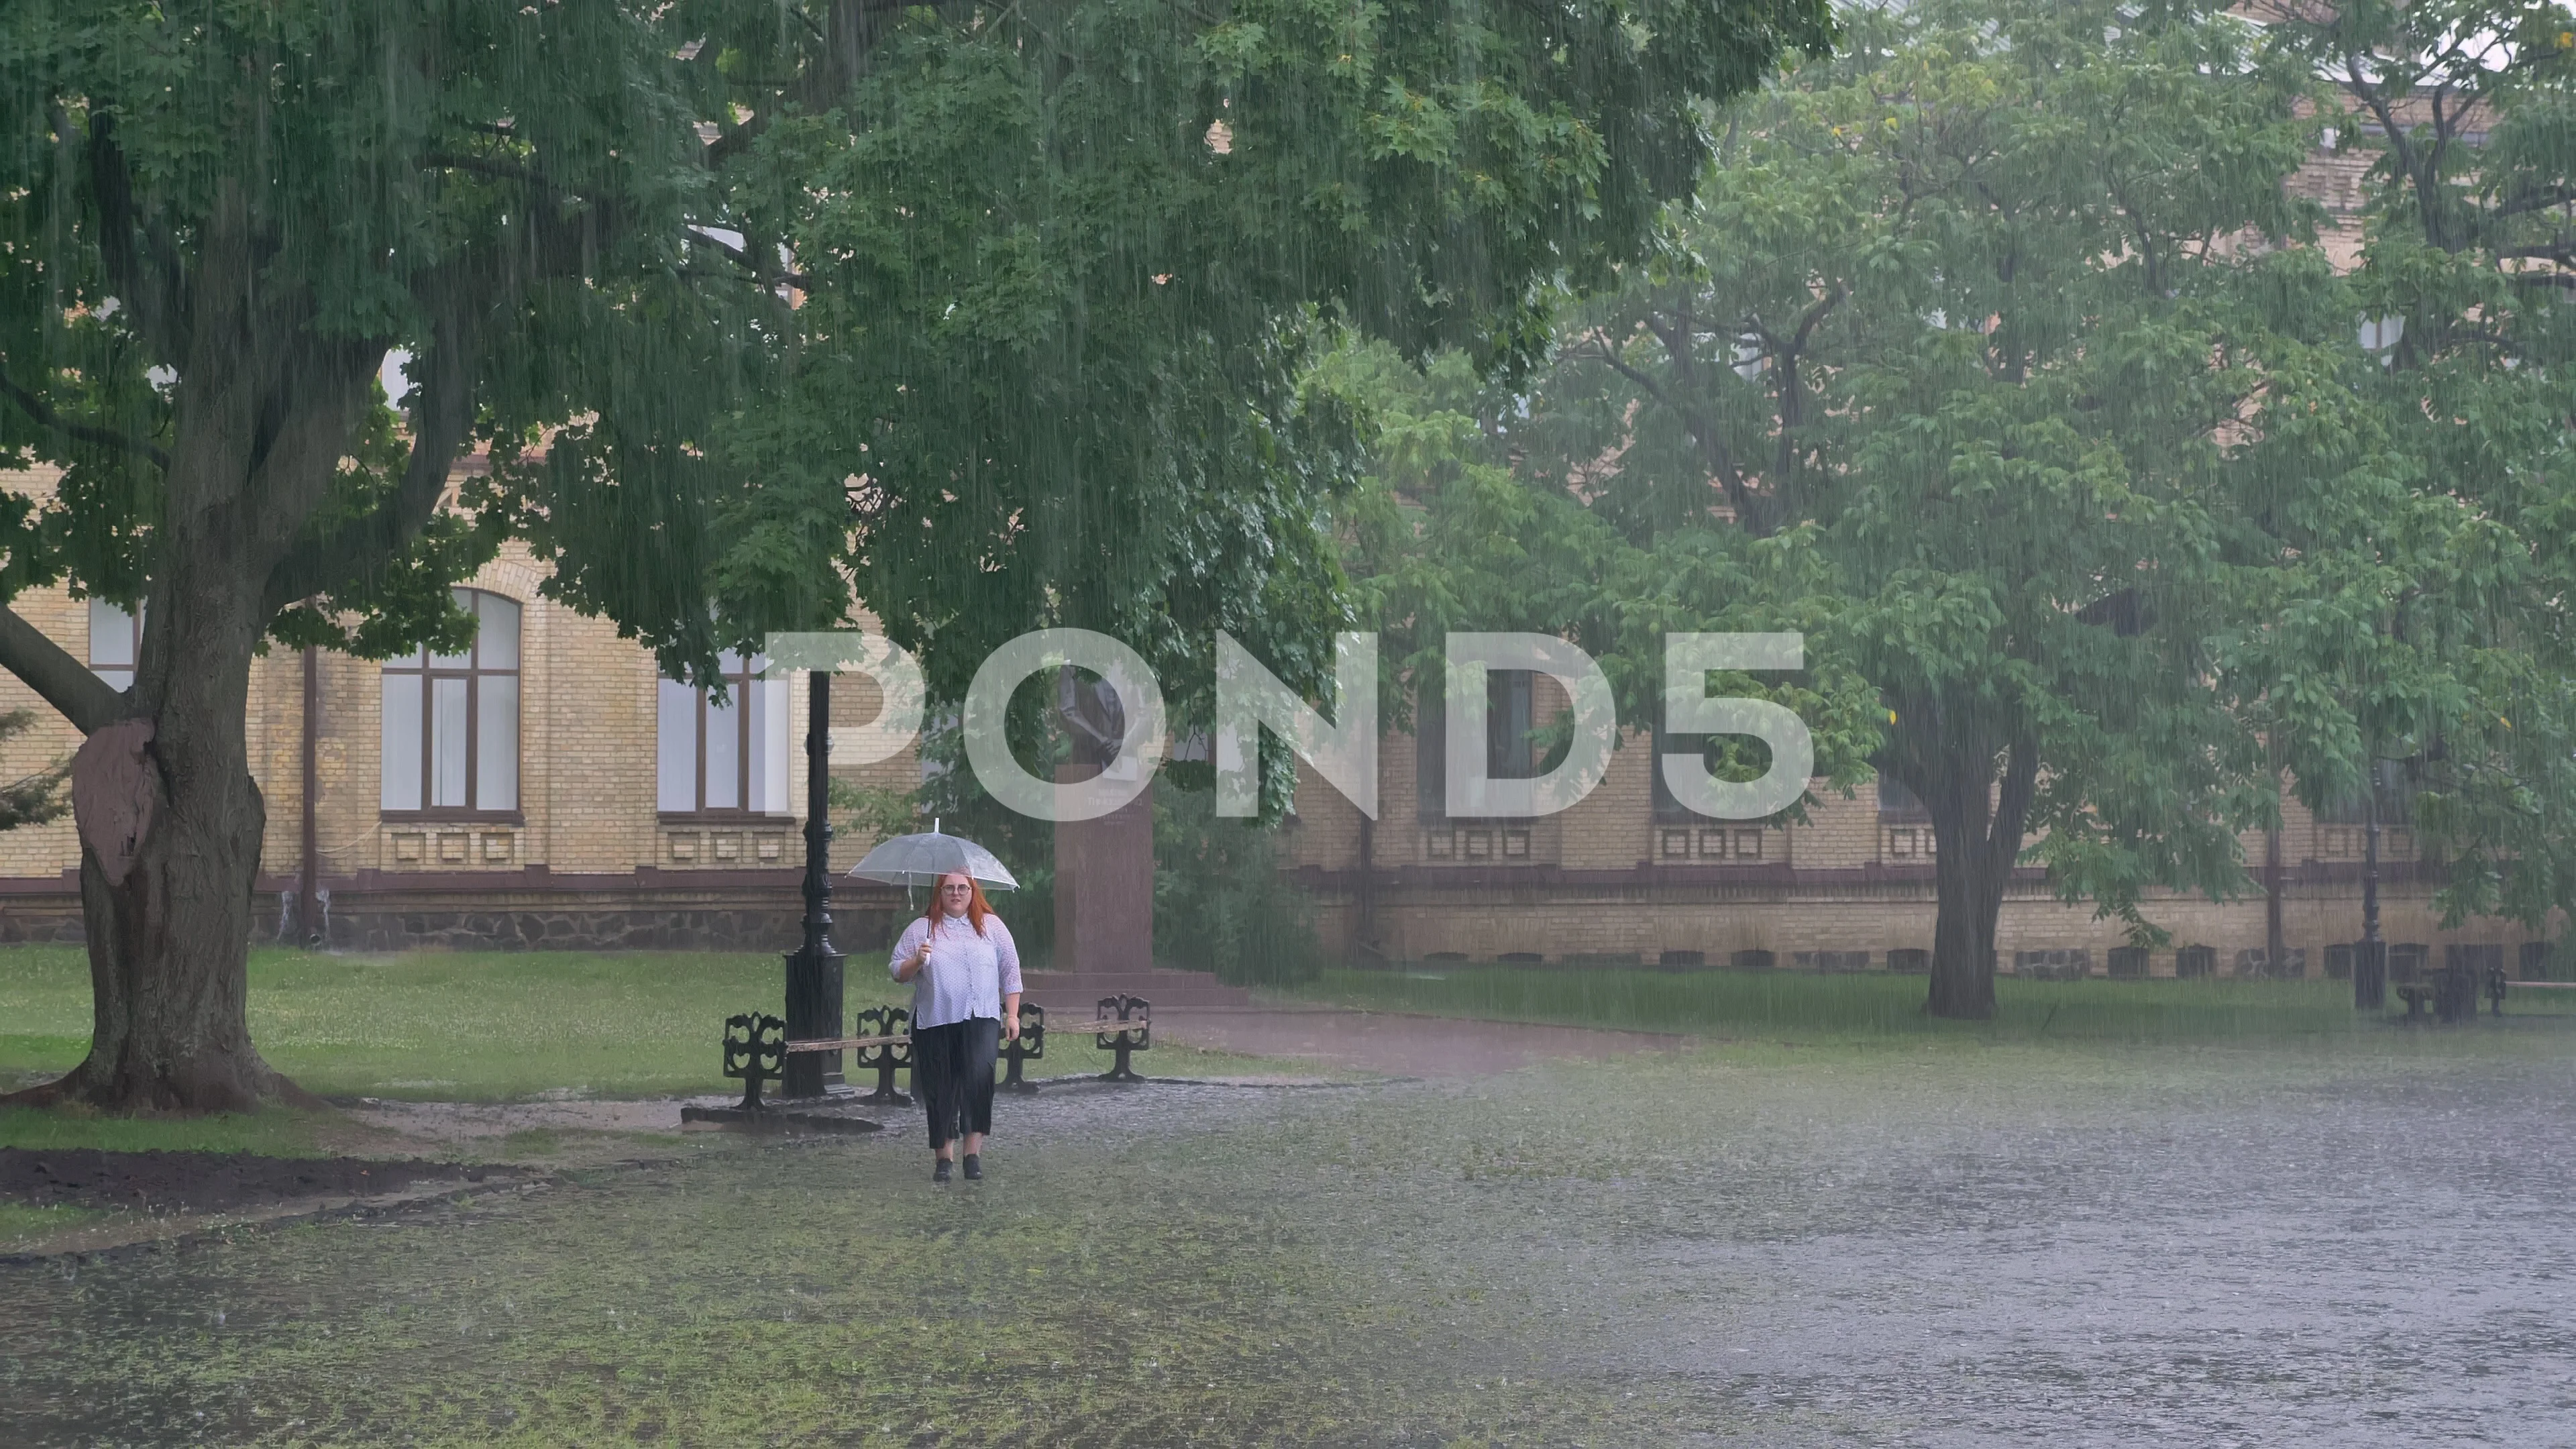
[3,1052,2573,1445]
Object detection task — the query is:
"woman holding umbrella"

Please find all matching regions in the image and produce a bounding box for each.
[889,870,1022,1183]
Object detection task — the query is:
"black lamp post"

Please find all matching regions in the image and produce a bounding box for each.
[2355,758,2387,1011]
[782,668,845,1097]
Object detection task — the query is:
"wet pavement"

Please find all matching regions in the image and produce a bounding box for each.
[1458,1059,2576,1446]
[1151,1005,1694,1075]
[3,1044,2572,1445]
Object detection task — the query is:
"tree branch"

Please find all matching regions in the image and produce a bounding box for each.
[1635,309,1772,537]
[2497,242,2576,266]
[80,111,189,362]
[1787,284,1841,355]
[2428,80,2451,150]
[704,0,922,169]
[0,606,122,734]
[0,362,171,472]
[702,113,772,170]
[2493,184,2576,221]
[1991,733,2041,873]
[1580,325,1676,409]
[262,297,478,614]
[1771,286,1838,519]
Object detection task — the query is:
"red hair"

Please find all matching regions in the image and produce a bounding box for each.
[922,871,994,936]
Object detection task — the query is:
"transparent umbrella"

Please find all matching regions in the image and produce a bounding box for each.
[846,820,1019,890]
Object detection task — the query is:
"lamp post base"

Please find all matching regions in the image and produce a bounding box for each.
[782,945,846,1098]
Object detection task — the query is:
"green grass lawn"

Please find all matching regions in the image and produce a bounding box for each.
[0,945,827,1103]
[1281,962,2576,1048]
[0,944,1308,1118]
[7,945,2567,1163]
[0,1201,103,1249]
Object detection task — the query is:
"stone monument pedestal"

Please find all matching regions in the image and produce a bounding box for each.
[1053,763,1153,973]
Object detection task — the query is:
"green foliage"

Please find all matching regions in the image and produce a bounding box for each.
[825,776,922,849]
[1360,0,2576,979]
[0,0,1833,1091]
[1153,784,1324,985]
[667,0,1835,722]
[1340,0,2390,1007]
[2256,3,2576,932]
[1318,341,1884,811]
[0,945,1279,1108]
[0,708,68,831]
[1533,0,2335,941]
[0,0,714,671]
[3,0,1832,706]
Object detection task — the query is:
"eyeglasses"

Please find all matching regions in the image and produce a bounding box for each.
[939,883,973,893]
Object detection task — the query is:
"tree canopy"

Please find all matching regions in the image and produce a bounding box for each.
[0,0,1831,1108]
[1351,0,2546,1016]
[2255,1,2576,932]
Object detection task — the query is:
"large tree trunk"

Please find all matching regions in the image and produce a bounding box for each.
[1925,816,2007,1019]
[3,187,381,1113]
[1902,729,2039,1022]
[13,568,310,1112]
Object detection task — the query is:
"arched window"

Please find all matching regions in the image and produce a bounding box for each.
[382,590,520,816]
[657,651,790,816]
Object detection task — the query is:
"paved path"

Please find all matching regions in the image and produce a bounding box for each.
[1026,966,1693,1076]
[1146,1005,1691,1075]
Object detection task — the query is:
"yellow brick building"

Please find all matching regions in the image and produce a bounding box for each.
[1272,712,2518,979]
[0,464,920,953]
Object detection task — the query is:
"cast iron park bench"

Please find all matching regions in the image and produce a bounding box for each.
[718,997,1146,1108]
[849,1005,916,1105]
[837,1002,1049,1105]
[999,1003,1046,1093]
[720,1009,913,1112]
[2387,946,2538,1022]
[2392,962,2480,1023]
[1092,994,1152,1083]
[2324,938,2571,1020]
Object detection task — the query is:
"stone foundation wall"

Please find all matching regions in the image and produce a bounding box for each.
[0,900,85,944]
[0,873,908,955]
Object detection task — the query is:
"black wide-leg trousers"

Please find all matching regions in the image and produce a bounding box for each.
[912,1016,1000,1150]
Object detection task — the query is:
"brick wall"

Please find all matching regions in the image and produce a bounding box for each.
[0,465,923,949]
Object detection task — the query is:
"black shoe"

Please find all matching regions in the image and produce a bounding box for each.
[962,1154,982,1181]
[932,1158,952,1184]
